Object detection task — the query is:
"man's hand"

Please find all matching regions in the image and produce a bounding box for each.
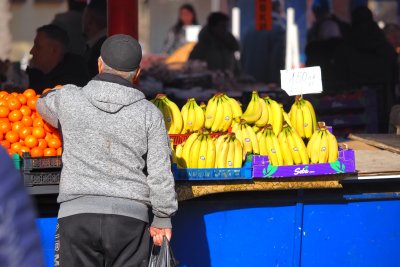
[149,226,172,246]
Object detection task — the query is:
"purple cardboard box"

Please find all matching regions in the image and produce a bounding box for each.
[252,147,356,178]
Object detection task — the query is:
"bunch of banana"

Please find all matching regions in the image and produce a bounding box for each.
[241,91,270,128]
[263,96,283,136]
[289,96,317,139]
[277,123,309,165]
[204,93,242,132]
[307,124,338,164]
[231,119,260,155]
[180,98,205,133]
[280,104,292,127]
[257,125,283,166]
[215,133,245,168]
[176,132,215,168]
[151,94,183,134]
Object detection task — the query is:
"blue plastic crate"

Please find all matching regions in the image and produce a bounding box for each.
[172,161,253,181]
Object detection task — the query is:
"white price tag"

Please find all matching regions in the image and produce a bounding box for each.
[280,67,323,96]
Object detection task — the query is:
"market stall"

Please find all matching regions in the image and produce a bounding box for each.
[1,89,396,267]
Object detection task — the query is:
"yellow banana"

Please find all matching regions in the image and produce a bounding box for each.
[197,134,208,168]
[175,143,184,168]
[193,100,205,131]
[265,130,279,166]
[233,138,243,168]
[240,123,253,154]
[295,105,305,138]
[226,96,243,118]
[307,130,320,159]
[303,99,317,133]
[310,130,322,164]
[301,102,313,139]
[286,128,302,165]
[255,98,269,127]
[327,131,338,163]
[318,130,329,163]
[206,135,216,168]
[217,138,230,168]
[289,102,298,130]
[270,100,283,136]
[220,97,233,132]
[226,137,235,168]
[278,131,294,165]
[292,129,309,164]
[205,94,218,129]
[189,135,202,168]
[159,100,174,134]
[211,97,225,132]
[242,91,262,124]
[180,100,190,134]
[181,132,199,167]
[231,123,243,146]
[281,104,293,127]
[259,131,268,155]
[269,130,284,165]
[163,96,183,134]
[246,124,260,154]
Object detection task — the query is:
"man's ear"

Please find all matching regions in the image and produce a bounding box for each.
[133,67,141,84]
[98,57,104,73]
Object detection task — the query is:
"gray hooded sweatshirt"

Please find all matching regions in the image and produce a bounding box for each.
[36,73,177,228]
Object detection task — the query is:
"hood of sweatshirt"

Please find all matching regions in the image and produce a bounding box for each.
[82,73,145,113]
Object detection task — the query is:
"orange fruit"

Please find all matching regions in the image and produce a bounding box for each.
[37,139,47,149]
[20,105,32,116]
[19,127,32,140]
[44,132,52,142]
[30,147,44,157]
[21,115,33,127]
[0,106,9,118]
[27,97,37,111]
[11,142,22,152]
[17,94,27,105]
[19,146,30,156]
[0,140,10,149]
[0,120,11,134]
[8,110,23,122]
[57,147,62,156]
[32,126,45,139]
[33,117,44,127]
[25,135,38,148]
[12,121,24,132]
[5,131,19,143]
[7,98,22,111]
[23,89,36,99]
[47,138,61,149]
[43,147,56,157]
[11,92,18,97]
[0,91,8,98]
[0,99,7,106]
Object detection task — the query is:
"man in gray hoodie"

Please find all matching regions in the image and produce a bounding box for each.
[36,34,178,267]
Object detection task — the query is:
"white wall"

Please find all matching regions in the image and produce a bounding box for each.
[10,0,67,61]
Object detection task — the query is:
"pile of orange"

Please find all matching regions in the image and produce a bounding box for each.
[0,88,62,157]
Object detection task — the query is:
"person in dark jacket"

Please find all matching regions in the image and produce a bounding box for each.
[0,146,44,267]
[27,24,89,94]
[83,0,107,78]
[189,12,240,75]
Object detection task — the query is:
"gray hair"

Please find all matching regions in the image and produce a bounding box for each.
[99,57,137,82]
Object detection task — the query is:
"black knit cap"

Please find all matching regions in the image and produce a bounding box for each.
[100,34,142,72]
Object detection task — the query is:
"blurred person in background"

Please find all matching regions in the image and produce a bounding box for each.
[83,0,107,78]
[334,6,397,132]
[189,12,240,75]
[27,24,89,93]
[384,23,400,52]
[0,146,44,267]
[241,0,285,84]
[51,0,87,56]
[307,0,350,43]
[163,3,199,54]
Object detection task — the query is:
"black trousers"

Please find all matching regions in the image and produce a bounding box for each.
[55,213,150,267]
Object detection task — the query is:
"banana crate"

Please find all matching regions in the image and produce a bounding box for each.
[252,147,356,178]
[169,133,224,145]
[172,160,253,181]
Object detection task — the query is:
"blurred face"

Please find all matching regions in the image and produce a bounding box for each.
[180,8,194,25]
[30,32,60,73]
